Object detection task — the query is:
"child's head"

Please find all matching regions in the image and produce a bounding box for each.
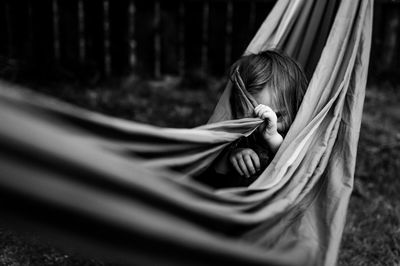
[230,50,308,134]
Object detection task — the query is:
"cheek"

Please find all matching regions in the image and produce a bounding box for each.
[277,118,288,133]
[277,122,284,132]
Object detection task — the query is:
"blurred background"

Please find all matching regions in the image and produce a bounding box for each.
[0,0,399,265]
[0,0,400,82]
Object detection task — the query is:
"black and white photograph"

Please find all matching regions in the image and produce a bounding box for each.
[0,0,398,265]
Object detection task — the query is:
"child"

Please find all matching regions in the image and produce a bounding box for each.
[227,50,308,183]
[196,50,308,188]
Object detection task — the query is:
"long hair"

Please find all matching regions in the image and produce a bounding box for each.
[230,50,308,134]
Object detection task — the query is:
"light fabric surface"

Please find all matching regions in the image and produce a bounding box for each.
[0,0,372,265]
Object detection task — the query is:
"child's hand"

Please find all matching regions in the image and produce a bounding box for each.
[254,104,283,154]
[254,104,279,138]
[229,148,260,178]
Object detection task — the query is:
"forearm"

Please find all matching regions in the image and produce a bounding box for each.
[263,133,283,154]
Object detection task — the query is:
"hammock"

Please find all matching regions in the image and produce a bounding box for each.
[0,0,372,265]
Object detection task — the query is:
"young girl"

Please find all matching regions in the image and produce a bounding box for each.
[197,50,308,188]
[227,50,308,183]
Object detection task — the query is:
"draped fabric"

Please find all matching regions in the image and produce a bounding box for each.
[0,0,372,265]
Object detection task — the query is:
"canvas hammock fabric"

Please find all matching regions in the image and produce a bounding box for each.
[0,0,372,265]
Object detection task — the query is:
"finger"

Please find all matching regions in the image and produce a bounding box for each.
[248,152,261,171]
[262,110,278,122]
[237,157,250,178]
[254,104,266,113]
[231,158,244,176]
[255,109,265,118]
[256,104,270,112]
[255,106,273,118]
[261,111,273,120]
[244,154,256,175]
[254,107,261,116]
[254,105,267,116]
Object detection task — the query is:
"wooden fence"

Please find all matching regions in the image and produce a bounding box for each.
[0,0,400,81]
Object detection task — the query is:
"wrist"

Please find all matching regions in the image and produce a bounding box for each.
[262,132,283,154]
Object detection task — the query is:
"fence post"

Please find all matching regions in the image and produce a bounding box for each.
[128,0,136,70]
[4,3,13,59]
[52,0,60,61]
[201,1,209,73]
[78,0,86,64]
[103,0,111,77]
[225,0,233,69]
[154,0,161,78]
[27,0,34,60]
[178,1,185,76]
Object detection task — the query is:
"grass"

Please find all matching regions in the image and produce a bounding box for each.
[0,76,399,265]
[338,83,400,266]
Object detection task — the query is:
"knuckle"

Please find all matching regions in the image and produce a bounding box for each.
[249,150,257,156]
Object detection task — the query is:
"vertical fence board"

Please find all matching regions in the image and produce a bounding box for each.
[58,0,79,71]
[1,0,400,81]
[160,0,180,76]
[103,0,111,76]
[6,0,32,63]
[128,0,136,70]
[109,0,130,76]
[154,1,161,78]
[84,1,103,78]
[208,2,227,76]
[135,0,154,76]
[224,1,233,70]
[0,1,7,58]
[5,0,33,62]
[201,1,210,73]
[52,0,61,61]
[78,0,86,64]
[27,0,34,61]
[178,1,185,76]
[31,0,54,70]
[1,0,28,80]
[184,1,203,73]
[5,1,14,59]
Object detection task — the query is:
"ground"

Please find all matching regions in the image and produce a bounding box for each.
[0,76,399,266]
